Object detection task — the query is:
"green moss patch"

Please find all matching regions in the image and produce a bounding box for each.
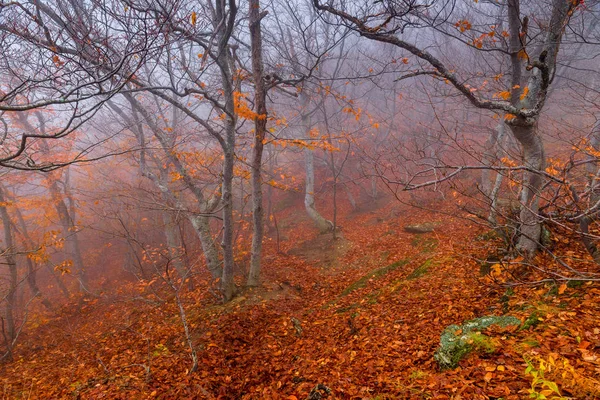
[339,259,410,297]
[410,236,438,252]
[407,259,432,280]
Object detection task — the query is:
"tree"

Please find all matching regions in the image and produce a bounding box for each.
[314,0,582,255]
[247,0,269,287]
[0,0,150,170]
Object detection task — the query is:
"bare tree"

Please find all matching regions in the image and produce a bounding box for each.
[314,0,580,255]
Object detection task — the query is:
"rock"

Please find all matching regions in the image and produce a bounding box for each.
[434,315,521,370]
[404,222,439,234]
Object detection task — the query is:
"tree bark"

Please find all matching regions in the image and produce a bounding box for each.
[304,145,333,233]
[189,215,222,280]
[247,0,268,287]
[0,187,17,357]
[510,123,545,255]
[162,210,187,281]
[9,193,54,307]
[301,108,332,233]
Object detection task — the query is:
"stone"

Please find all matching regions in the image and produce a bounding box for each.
[403,222,439,234]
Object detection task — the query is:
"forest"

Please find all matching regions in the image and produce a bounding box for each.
[1,0,600,398]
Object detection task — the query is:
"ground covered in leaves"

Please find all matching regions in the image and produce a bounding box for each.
[1,197,600,399]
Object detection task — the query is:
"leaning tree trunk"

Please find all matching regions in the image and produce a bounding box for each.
[189,215,222,280]
[43,170,88,293]
[301,111,332,233]
[121,96,223,281]
[304,146,333,233]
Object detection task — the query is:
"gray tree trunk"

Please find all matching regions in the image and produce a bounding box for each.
[304,146,333,233]
[162,210,186,280]
[189,215,222,280]
[247,0,268,287]
[0,187,17,358]
[510,124,545,255]
[9,193,55,307]
[481,122,506,198]
[302,111,333,233]
[112,97,223,281]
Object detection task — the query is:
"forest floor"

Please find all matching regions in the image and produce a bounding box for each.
[1,195,600,399]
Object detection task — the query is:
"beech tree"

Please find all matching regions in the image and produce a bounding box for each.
[314,0,584,255]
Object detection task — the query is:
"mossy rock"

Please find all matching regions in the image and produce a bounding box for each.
[434,315,521,370]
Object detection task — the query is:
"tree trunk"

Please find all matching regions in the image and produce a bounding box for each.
[0,188,17,358]
[481,122,506,198]
[46,170,88,293]
[247,0,268,287]
[586,121,600,208]
[162,211,187,281]
[304,147,333,233]
[301,110,332,233]
[510,123,545,255]
[189,215,222,280]
[114,96,222,283]
[343,184,357,210]
[221,149,236,301]
[10,195,54,308]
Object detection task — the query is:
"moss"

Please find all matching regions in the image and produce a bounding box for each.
[335,304,358,314]
[339,259,410,297]
[476,230,500,241]
[366,291,380,304]
[519,310,544,331]
[434,315,520,370]
[558,301,568,309]
[567,280,584,289]
[410,236,438,252]
[541,225,553,247]
[409,370,428,381]
[407,259,431,280]
[546,283,559,297]
[468,332,496,353]
[499,287,514,313]
[514,337,540,354]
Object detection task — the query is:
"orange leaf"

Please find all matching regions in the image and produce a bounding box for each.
[498,91,511,100]
[558,283,567,295]
[484,372,493,382]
